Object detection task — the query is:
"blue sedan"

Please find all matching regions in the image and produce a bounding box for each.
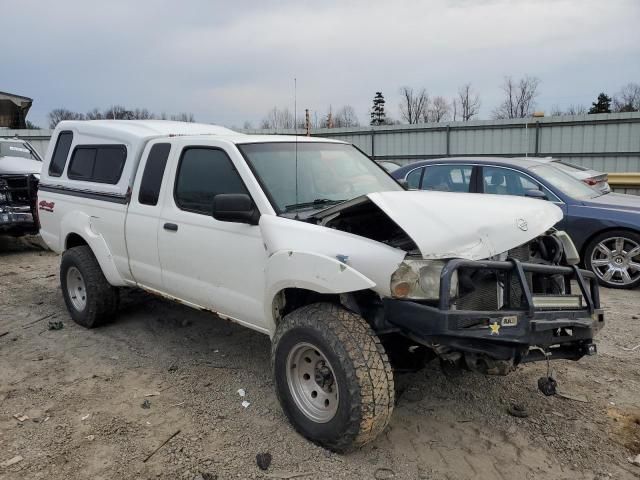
[392,157,640,289]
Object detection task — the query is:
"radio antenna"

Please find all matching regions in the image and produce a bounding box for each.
[294,77,299,220]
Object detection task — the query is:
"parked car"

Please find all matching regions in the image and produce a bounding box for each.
[392,157,640,289]
[0,137,41,236]
[38,121,603,451]
[377,160,402,173]
[535,157,610,194]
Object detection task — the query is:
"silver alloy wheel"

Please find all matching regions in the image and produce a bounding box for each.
[286,342,339,423]
[66,266,88,311]
[590,236,640,286]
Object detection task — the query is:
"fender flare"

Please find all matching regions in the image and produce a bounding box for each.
[60,211,127,286]
[263,250,376,334]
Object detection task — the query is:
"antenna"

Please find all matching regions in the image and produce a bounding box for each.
[294,78,299,220]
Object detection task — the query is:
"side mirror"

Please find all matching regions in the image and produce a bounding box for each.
[524,189,548,200]
[397,179,409,190]
[212,193,259,225]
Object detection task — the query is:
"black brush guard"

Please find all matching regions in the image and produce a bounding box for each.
[383,257,604,367]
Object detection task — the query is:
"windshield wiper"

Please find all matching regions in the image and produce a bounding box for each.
[285,198,345,212]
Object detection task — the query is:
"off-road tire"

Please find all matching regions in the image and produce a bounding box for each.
[60,246,119,328]
[584,230,640,290]
[272,302,394,452]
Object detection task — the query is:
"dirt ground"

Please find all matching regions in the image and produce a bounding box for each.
[1,237,639,480]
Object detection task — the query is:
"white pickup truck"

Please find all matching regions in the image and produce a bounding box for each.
[38,120,603,451]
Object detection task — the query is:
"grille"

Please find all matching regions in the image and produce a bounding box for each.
[1,175,32,206]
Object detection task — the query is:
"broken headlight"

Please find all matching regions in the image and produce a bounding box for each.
[390,259,458,300]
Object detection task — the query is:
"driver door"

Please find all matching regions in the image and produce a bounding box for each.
[157,143,268,330]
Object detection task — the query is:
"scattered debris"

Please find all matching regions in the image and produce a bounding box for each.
[0,331,9,338]
[145,391,161,397]
[632,315,639,320]
[195,473,217,480]
[622,344,640,352]
[265,472,312,479]
[0,455,23,468]
[374,467,396,479]
[47,320,64,331]
[241,401,251,408]
[168,363,178,372]
[22,313,55,329]
[143,429,181,463]
[507,403,529,418]
[81,414,91,421]
[13,414,29,422]
[237,388,246,397]
[629,454,640,467]
[256,452,272,470]
[557,391,589,403]
[86,435,95,441]
[169,401,185,407]
[141,399,151,409]
[537,376,557,396]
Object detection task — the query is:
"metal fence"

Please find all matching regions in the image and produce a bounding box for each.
[246,112,640,195]
[3,112,640,194]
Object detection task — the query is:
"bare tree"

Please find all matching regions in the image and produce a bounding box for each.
[492,75,541,119]
[613,82,640,112]
[399,86,429,124]
[48,108,85,128]
[333,105,360,128]
[260,107,294,129]
[170,112,195,122]
[565,104,588,115]
[85,108,104,120]
[428,96,451,122]
[456,83,480,121]
[132,108,155,120]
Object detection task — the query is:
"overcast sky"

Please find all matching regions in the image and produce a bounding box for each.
[3,0,639,128]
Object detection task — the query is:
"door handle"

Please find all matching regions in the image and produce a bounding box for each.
[163,222,178,232]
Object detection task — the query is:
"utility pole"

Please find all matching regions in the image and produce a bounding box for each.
[305,109,310,136]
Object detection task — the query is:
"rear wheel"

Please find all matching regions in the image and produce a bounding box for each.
[272,303,394,452]
[584,230,640,289]
[60,246,119,328]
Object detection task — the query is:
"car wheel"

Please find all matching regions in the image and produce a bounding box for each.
[272,302,394,452]
[60,246,119,328]
[584,230,640,289]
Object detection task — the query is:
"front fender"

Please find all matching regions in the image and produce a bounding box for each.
[263,250,376,333]
[60,211,126,286]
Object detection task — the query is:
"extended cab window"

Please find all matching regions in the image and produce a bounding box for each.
[48,131,73,176]
[139,143,171,206]
[67,145,127,184]
[174,147,249,215]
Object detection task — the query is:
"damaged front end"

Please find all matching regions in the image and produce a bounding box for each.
[383,231,604,375]
[309,191,603,375]
[0,174,39,236]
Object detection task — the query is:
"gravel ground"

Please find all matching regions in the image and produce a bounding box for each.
[1,237,639,480]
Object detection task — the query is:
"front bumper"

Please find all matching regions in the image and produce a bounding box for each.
[0,206,37,234]
[383,258,604,366]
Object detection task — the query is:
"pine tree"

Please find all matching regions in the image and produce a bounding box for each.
[370,92,386,126]
[588,93,612,114]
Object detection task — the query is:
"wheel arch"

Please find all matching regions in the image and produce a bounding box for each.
[264,250,377,335]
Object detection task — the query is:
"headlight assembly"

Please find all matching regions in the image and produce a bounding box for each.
[390,258,458,300]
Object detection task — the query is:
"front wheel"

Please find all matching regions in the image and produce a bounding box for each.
[584,230,640,289]
[272,303,394,452]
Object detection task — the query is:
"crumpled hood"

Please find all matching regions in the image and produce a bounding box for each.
[0,156,42,175]
[366,191,563,260]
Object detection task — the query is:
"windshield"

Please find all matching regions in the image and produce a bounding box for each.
[0,142,41,161]
[239,142,402,212]
[529,163,601,199]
